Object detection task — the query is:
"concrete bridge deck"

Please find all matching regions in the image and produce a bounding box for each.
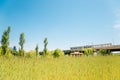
[70,44,120,52]
[95,45,120,51]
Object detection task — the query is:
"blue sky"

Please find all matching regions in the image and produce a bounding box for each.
[0,0,120,51]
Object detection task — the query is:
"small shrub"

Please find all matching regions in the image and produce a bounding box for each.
[99,49,112,56]
[53,49,64,58]
[82,48,95,56]
[5,48,14,58]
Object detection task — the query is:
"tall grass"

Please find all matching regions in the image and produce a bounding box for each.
[0,56,120,80]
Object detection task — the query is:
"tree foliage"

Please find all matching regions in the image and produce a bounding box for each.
[35,44,39,57]
[64,50,71,55]
[82,48,95,56]
[99,49,111,56]
[19,33,25,56]
[12,46,18,56]
[53,49,64,58]
[43,38,48,56]
[1,26,11,55]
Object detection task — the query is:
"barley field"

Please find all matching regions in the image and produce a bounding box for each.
[0,56,120,80]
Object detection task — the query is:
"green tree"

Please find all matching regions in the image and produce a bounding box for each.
[64,50,71,55]
[19,33,25,56]
[99,49,111,56]
[1,26,11,55]
[82,48,94,56]
[12,46,18,56]
[35,44,39,57]
[99,49,107,56]
[43,38,48,56]
[53,49,64,58]
[82,48,88,56]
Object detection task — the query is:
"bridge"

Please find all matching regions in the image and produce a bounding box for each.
[70,43,120,52]
[95,45,120,52]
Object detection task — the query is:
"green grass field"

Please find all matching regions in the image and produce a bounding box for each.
[0,56,120,80]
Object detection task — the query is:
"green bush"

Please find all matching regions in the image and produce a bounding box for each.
[99,49,111,56]
[53,49,64,58]
[19,50,25,56]
[82,48,95,56]
[64,50,71,55]
[5,48,14,58]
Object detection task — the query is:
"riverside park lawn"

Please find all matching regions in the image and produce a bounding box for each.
[0,56,120,80]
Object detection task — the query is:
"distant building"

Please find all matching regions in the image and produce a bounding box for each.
[71,52,83,57]
[70,43,120,52]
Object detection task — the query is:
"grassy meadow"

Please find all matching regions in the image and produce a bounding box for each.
[0,56,120,80]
